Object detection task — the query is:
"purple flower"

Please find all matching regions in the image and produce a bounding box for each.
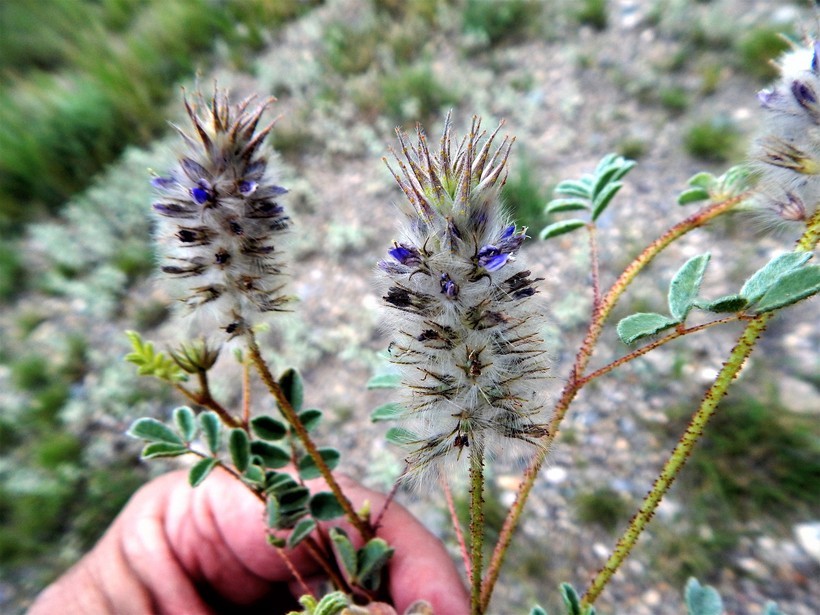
[439,273,459,299]
[792,80,817,108]
[238,180,258,195]
[477,245,509,272]
[191,179,212,204]
[151,176,177,190]
[388,243,422,266]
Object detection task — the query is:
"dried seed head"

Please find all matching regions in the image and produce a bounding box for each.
[751,39,820,230]
[378,114,550,487]
[152,87,291,337]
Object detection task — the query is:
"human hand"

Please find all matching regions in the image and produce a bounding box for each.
[29,468,469,614]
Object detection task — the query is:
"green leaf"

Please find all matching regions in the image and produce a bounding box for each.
[753,265,820,313]
[228,428,250,473]
[251,415,288,440]
[529,607,548,615]
[668,253,711,321]
[312,592,350,615]
[128,417,183,445]
[309,492,345,521]
[330,528,358,580]
[266,533,286,548]
[173,406,197,442]
[616,313,679,345]
[278,486,310,513]
[266,497,281,528]
[560,583,583,615]
[287,517,317,549]
[545,198,589,214]
[124,331,185,383]
[539,219,586,240]
[385,427,419,445]
[189,457,218,487]
[298,408,323,432]
[366,373,402,389]
[250,441,290,469]
[199,411,221,454]
[740,252,813,304]
[356,538,395,591]
[298,448,341,480]
[141,442,188,459]
[684,578,723,615]
[693,294,748,313]
[265,472,299,495]
[371,402,406,422]
[554,179,591,199]
[687,172,716,189]
[591,181,623,220]
[677,187,710,205]
[243,464,264,484]
[278,368,303,413]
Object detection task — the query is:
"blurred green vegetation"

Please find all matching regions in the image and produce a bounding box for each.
[683,116,741,163]
[650,391,820,582]
[0,0,319,232]
[735,26,793,81]
[462,0,543,45]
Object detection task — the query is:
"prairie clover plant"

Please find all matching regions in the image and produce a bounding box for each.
[377,115,550,484]
[123,39,820,615]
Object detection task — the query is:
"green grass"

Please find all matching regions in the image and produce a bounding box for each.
[574,487,630,533]
[463,0,542,45]
[502,157,550,235]
[684,395,820,521]
[379,64,459,126]
[576,0,608,31]
[0,0,316,232]
[735,26,792,81]
[683,117,740,162]
[0,241,25,301]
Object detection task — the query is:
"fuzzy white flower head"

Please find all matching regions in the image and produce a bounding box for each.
[751,40,820,230]
[151,87,291,339]
[378,114,551,487]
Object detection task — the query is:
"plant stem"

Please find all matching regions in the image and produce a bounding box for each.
[245,333,374,541]
[174,379,240,428]
[480,194,745,609]
[576,315,746,388]
[443,475,472,581]
[469,444,485,615]
[588,223,602,312]
[581,207,820,606]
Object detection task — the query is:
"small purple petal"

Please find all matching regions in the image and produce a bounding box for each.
[813,41,820,73]
[151,176,177,190]
[388,244,421,266]
[239,180,258,195]
[439,273,459,299]
[501,224,516,239]
[757,89,778,108]
[482,253,509,272]
[792,80,817,108]
[191,186,210,204]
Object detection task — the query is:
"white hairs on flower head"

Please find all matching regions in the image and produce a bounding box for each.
[751,39,820,230]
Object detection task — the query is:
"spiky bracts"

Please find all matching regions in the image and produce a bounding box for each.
[752,40,820,228]
[151,88,290,337]
[378,115,550,484]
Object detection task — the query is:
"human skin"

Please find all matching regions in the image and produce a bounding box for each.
[29,469,469,614]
